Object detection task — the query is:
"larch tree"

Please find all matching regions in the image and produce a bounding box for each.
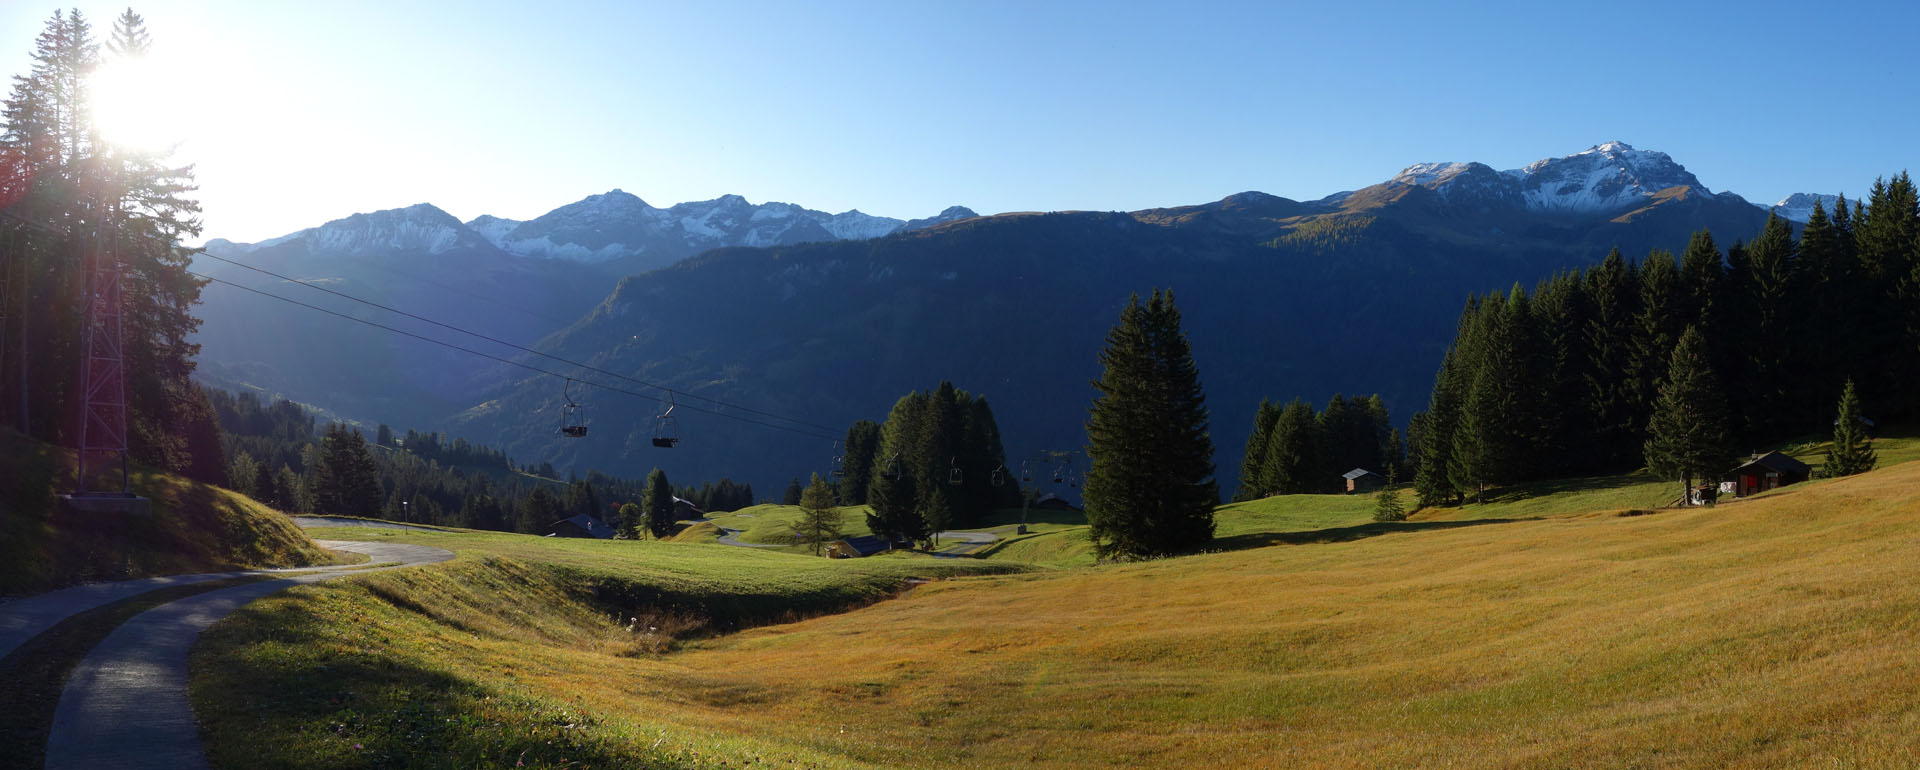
[792,473,843,555]
[1082,289,1216,559]
[1643,326,1732,505]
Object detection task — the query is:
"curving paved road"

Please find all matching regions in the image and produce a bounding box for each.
[931,530,997,558]
[40,539,452,770]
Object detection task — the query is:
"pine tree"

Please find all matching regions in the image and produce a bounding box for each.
[782,477,803,506]
[1643,326,1732,505]
[919,485,953,547]
[1083,290,1217,559]
[793,473,843,555]
[312,424,381,517]
[1737,213,1803,440]
[616,502,642,539]
[1258,399,1322,495]
[1628,250,1683,430]
[1235,399,1280,500]
[864,468,925,544]
[1371,466,1406,522]
[1584,250,1642,468]
[1824,379,1876,477]
[837,419,880,503]
[642,468,674,538]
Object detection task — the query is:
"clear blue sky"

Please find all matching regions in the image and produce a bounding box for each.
[4,0,1917,242]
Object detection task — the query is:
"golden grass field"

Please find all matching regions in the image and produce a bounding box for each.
[195,445,1920,769]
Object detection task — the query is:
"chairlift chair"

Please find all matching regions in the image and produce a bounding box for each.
[830,440,845,477]
[651,393,679,448]
[991,465,1006,487]
[948,457,963,486]
[1021,460,1033,483]
[558,378,588,438]
[881,453,902,481]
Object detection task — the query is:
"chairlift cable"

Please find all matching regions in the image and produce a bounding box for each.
[187,271,842,440]
[190,249,839,434]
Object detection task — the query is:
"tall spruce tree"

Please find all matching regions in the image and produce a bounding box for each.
[1824,379,1876,477]
[1235,398,1280,500]
[1258,399,1322,495]
[312,424,381,517]
[642,468,675,538]
[837,420,880,503]
[1083,290,1216,559]
[1738,213,1803,440]
[1643,326,1732,505]
[1584,249,1642,468]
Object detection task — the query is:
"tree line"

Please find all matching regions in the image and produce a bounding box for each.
[1412,176,1919,506]
[1234,393,1403,499]
[835,381,1022,544]
[0,9,221,487]
[209,389,750,534]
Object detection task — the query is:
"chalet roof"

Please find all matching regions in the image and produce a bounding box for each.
[834,535,891,556]
[1730,451,1812,476]
[551,514,616,539]
[1343,468,1384,480]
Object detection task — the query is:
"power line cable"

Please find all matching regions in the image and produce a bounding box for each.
[189,247,841,435]
[191,270,842,441]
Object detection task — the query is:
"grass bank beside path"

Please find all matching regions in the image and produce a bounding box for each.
[196,529,1026,770]
[0,429,345,597]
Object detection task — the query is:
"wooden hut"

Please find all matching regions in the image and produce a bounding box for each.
[1729,451,1812,498]
[1343,468,1386,494]
[827,535,892,559]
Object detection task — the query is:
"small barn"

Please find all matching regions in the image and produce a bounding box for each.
[1343,468,1386,494]
[1729,451,1812,498]
[827,535,892,559]
[1031,493,1081,512]
[672,496,706,521]
[549,514,616,539]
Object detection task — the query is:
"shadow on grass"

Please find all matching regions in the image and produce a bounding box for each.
[1211,518,1525,552]
[1475,472,1653,505]
[196,587,700,770]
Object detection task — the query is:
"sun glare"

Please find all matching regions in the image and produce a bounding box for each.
[89,56,187,154]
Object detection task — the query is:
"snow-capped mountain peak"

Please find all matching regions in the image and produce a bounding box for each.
[231,202,490,257]
[1767,192,1849,223]
[1507,141,1706,214]
[1377,142,1711,216]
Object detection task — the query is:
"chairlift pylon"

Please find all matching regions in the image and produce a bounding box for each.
[558,378,588,438]
[651,392,679,448]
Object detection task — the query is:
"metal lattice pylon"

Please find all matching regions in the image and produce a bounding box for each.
[76,201,130,494]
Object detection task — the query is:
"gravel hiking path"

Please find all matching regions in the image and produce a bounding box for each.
[39,540,452,770]
[290,515,447,531]
[931,530,997,558]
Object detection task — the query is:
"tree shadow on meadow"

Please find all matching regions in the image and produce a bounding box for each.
[1209,517,1525,553]
[1474,472,1653,505]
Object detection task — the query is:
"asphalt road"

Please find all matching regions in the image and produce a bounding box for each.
[38,539,453,770]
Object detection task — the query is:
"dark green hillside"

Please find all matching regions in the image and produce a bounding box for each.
[456,187,1768,495]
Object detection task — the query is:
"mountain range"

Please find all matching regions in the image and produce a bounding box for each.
[193,142,1822,494]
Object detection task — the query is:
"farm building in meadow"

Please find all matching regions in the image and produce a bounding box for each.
[1729,451,1812,498]
[1031,493,1080,511]
[548,514,616,539]
[672,496,705,521]
[1343,468,1386,493]
[827,536,892,559]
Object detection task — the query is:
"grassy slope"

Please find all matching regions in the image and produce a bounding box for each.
[597,459,1920,768]
[196,442,1920,769]
[0,430,341,596]
[194,531,1027,769]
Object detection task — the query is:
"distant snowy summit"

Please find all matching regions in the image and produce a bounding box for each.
[205,191,977,271]
[1767,192,1850,224]
[1384,141,1744,216]
[467,190,977,264]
